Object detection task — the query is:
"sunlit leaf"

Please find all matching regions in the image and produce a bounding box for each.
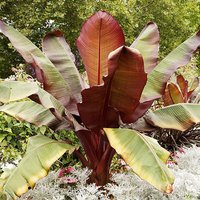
[104,128,174,193]
[3,135,75,199]
[77,11,125,86]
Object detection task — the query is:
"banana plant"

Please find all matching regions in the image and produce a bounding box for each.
[0,11,200,199]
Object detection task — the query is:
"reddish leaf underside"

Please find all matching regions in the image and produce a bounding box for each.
[78,46,147,130]
[42,30,86,114]
[76,11,125,86]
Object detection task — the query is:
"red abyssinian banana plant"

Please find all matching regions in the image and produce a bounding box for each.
[0,11,200,199]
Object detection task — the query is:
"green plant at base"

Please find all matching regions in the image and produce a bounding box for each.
[0,10,200,199]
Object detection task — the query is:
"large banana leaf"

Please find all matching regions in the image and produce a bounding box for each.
[145,103,200,131]
[76,11,125,86]
[0,21,71,107]
[104,128,174,193]
[141,30,200,102]
[78,46,147,130]
[2,135,76,199]
[42,30,86,113]
[0,81,80,130]
[131,22,160,74]
[0,101,58,127]
[0,81,65,117]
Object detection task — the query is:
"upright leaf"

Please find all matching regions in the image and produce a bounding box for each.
[104,128,174,193]
[131,22,160,73]
[3,135,75,199]
[141,30,200,102]
[168,83,184,104]
[42,30,86,110]
[78,46,147,130]
[76,11,125,86]
[145,103,200,131]
[0,21,71,108]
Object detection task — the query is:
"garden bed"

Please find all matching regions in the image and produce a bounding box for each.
[17,145,200,200]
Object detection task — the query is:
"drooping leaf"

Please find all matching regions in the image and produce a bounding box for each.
[104,128,174,193]
[78,46,147,130]
[131,22,160,74]
[168,83,184,104]
[0,81,65,117]
[42,30,86,113]
[0,81,80,130]
[0,101,58,128]
[76,11,125,86]
[141,30,200,102]
[0,21,71,108]
[145,103,200,131]
[3,135,75,199]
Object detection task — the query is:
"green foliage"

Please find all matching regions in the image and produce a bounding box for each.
[0,0,199,77]
[0,111,79,169]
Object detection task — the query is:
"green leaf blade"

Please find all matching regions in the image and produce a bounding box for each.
[3,135,75,199]
[104,128,174,193]
[145,103,200,131]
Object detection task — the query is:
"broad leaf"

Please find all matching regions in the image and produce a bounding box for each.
[3,135,75,199]
[42,30,86,113]
[78,46,147,130]
[0,81,79,131]
[104,128,174,193]
[0,101,58,128]
[0,21,71,108]
[141,30,200,102]
[131,22,160,74]
[0,81,65,117]
[76,11,125,86]
[145,103,200,131]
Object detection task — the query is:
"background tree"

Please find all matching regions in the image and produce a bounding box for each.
[0,0,199,77]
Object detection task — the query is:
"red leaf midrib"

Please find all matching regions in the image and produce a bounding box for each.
[98,18,102,85]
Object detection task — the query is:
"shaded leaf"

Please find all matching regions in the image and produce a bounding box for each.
[145,103,200,131]
[78,46,147,130]
[141,30,200,102]
[131,22,160,73]
[3,135,75,199]
[76,11,125,86]
[104,128,174,193]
